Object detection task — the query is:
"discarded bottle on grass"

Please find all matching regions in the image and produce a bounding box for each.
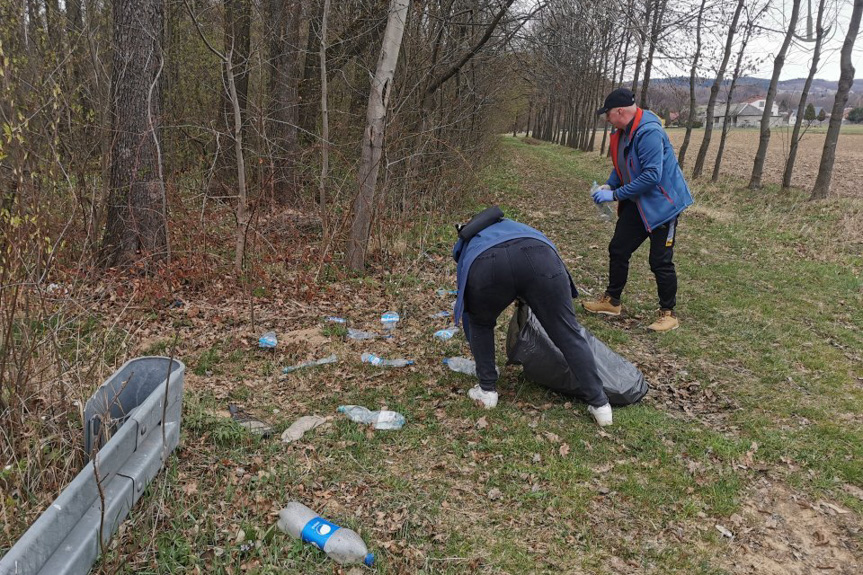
[282,354,338,374]
[258,331,277,348]
[436,288,458,296]
[277,501,375,566]
[443,356,476,375]
[433,328,458,341]
[337,405,406,430]
[430,310,451,318]
[591,180,615,222]
[380,311,399,336]
[325,316,347,324]
[346,328,377,340]
[361,352,413,368]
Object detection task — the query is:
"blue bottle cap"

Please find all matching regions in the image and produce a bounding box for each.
[364,552,375,567]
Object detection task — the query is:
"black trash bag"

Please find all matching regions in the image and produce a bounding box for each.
[505,302,648,406]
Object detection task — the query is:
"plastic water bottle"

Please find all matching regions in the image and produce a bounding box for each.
[436,288,458,296]
[325,316,347,324]
[258,331,277,348]
[380,311,399,336]
[430,310,451,318]
[443,356,476,375]
[591,181,615,222]
[282,354,338,374]
[433,328,458,341]
[337,405,406,430]
[361,352,413,367]
[277,501,374,566]
[346,328,377,340]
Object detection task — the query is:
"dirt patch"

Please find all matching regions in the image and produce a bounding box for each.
[719,479,861,574]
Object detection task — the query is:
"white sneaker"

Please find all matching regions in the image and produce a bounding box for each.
[587,403,613,427]
[468,385,498,409]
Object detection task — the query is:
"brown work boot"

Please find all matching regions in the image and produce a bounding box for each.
[582,293,622,316]
[647,309,679,332]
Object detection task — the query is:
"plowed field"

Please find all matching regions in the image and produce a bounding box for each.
[666,127,863,198]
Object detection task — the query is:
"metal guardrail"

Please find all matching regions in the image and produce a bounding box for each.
[0,357,185,575]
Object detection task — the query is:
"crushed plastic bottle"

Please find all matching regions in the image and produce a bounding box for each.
[325,316,347,324]
[258,331,277,348]
[282,354,338,374]
[337,405,406,430]
[380,311,399,336]
[430,310,451,318]
[591,180,615,222]
[436,288,458,296]
[433,328,458,341]
[361,352,413,368]
[346,328,377,340]
[443,356,476,375]
[277,501,374,566]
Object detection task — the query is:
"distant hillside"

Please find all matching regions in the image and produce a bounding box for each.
[643,76,863,113]
[652,76,863,93]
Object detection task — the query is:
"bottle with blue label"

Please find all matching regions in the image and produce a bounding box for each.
[277,501,374,566]
[380,311,399,336]
[258,331,277,348]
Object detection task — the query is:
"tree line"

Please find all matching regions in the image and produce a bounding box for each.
[520,0,863,198]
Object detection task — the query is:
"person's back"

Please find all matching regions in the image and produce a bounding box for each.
[452,207,613,426]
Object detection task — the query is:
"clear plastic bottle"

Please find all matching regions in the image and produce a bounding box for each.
[591,180,615,222]
[337,405,406,430]
[380,311,399,335]
[282,354,338,374]
[443,356,476,375]
[325,316,347,324]
[361,352,413,367]
[277,501,374,566]
[258,331,277,348]
[346,328,377,340]
[433,328,458,341]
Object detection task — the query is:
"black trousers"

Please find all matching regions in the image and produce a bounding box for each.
[606,200,677,310]
[463,238,608,407]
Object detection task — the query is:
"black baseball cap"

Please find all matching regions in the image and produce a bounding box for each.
[596,87,636,116]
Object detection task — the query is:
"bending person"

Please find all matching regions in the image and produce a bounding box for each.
[452,207,612,426]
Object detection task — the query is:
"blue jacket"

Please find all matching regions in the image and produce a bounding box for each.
[607,108,694,231]
[451,219,576,325]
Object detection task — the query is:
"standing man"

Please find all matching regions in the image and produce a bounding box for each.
[453,206,612,426]
[584,88,694,332]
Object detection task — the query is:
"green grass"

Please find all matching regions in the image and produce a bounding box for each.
[85,135,863,574]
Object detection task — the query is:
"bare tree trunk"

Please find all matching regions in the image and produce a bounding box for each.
[266,0,302,202]
[749,0,801,189]
[678,0,707,166]
[319,0,330,234]
[629,0,647,93]
[346,0,410,272]
[712,5,762,182]
[811,0,862,200]
[217,0,251,194]
[639,0,668,109]
[298,0,324,140]
[101,0,166,269]
[226,50,249,275]
[783,0,827,189]
[692,0,744,179]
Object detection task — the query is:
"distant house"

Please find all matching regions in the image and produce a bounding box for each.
[788,106,828,126]
[731,98,782,128]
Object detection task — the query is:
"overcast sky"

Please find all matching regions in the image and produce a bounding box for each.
[745,0,860,81]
